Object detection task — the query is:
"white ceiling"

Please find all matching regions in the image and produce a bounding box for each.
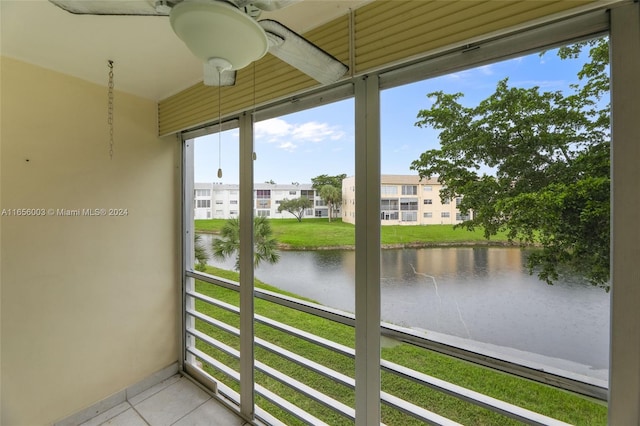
[0,0,367,101]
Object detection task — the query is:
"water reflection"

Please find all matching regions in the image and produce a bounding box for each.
[199,234,609,379]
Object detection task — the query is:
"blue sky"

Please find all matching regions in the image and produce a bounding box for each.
[194,45,595,184]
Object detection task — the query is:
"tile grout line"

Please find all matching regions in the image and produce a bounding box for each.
[127,375,182,407]
[129,403,152,426]
[167,397,213,425]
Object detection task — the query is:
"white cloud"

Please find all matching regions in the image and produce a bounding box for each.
[278,141,297,152]
[255,118,293,142]
[479,64,494,76]
[254,117,346,151]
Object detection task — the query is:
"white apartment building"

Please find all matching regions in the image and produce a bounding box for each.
[342,175,470,225]
[194,182,331,220]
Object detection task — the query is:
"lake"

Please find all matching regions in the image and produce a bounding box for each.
[199,234,610,381]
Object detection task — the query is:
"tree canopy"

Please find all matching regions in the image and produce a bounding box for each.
[311,174,347,191]
[410,38,610,287]
[277,197,313,222]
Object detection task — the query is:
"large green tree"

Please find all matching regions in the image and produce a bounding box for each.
[410,38,610,287]
[312,173,346,222]
[277,197,313,222]
[311,173,347,190]
[211,216,280,270]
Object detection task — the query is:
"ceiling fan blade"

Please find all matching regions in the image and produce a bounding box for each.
[259,19,348,85]
[250,0,299,11]
[203,63,237,86]
[48,0,173,16]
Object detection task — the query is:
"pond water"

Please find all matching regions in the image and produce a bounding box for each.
[198,234,610,381]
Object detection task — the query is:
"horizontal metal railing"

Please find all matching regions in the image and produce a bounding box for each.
[185,270,599,425]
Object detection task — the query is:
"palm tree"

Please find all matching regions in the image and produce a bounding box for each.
[319,184,342,222]
[211,216,280,270]
[194,233,208,271]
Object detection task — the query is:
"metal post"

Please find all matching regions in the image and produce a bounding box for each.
[608,2,640,424]
[354,75,381,426]
[183,137,196,369]
[239,111,256,420]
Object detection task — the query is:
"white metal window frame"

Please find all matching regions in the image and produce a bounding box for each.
[178,4,640,423]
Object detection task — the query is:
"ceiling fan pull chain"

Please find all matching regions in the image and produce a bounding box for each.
[217,68,223,179]
[107,60,115,160]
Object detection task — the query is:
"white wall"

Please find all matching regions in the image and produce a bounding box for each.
[0,57,180,425]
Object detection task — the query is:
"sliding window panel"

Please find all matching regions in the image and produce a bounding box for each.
[183,122,251,414]
[378,38,610,424]
[247,98,357,425]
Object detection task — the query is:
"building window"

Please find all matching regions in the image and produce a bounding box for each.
[257,210,270,217]
[424,212,433,218]
[400,199,418,211]
[195,189,211,197]
[456,197,463,206]
[215,200,223,205]
[305,208,314,216]
[316,200,327,207]
[443,197,451,205]
[256,190,271,199]
[423,199,433,205]
[402,185,417,195]
[381,212,399,220]
[230,210,238,216]
[423,186,433,192]
[289,190,297,195]
[301,190,314,198]
[401,211,417,222]
[381,185,397,195]
[441,212,450,218]
[456,213,470,221]
[381,198,399,210]
[196,199,211,208]
[230,200,238,205]
[256,199,270,209]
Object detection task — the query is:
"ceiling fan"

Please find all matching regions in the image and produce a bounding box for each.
[49,0,349,86]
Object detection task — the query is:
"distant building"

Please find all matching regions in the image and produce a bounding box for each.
[341,175,470,225]
[193,182,333,220]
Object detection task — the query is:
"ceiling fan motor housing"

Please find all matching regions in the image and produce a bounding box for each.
[170,0,269,70]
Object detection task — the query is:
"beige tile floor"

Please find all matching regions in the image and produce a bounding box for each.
[79,375,250,426]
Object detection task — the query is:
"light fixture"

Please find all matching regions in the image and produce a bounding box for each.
[170,0,269,72]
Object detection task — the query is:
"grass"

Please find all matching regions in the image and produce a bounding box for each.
[195,218,512,249]
[193,265,607,425]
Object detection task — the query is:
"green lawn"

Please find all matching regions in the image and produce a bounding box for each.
[193,266,606,425]
[195,218,512,248]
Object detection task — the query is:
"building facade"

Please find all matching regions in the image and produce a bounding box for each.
[342,175,469,225]
[194,182,331,220]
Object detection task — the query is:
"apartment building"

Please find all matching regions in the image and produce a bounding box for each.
[342,175,469,225]
[194,182,330,220]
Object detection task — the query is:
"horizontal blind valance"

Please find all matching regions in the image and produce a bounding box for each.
[158,0,592,136]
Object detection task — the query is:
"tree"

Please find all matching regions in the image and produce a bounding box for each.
[312,173,346,221]
[277,197,313,222]
[319,185,342,223]
[410,38,610,287]
[311,173,347,191]
[211,216,280,270]
[194,233,208,272]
